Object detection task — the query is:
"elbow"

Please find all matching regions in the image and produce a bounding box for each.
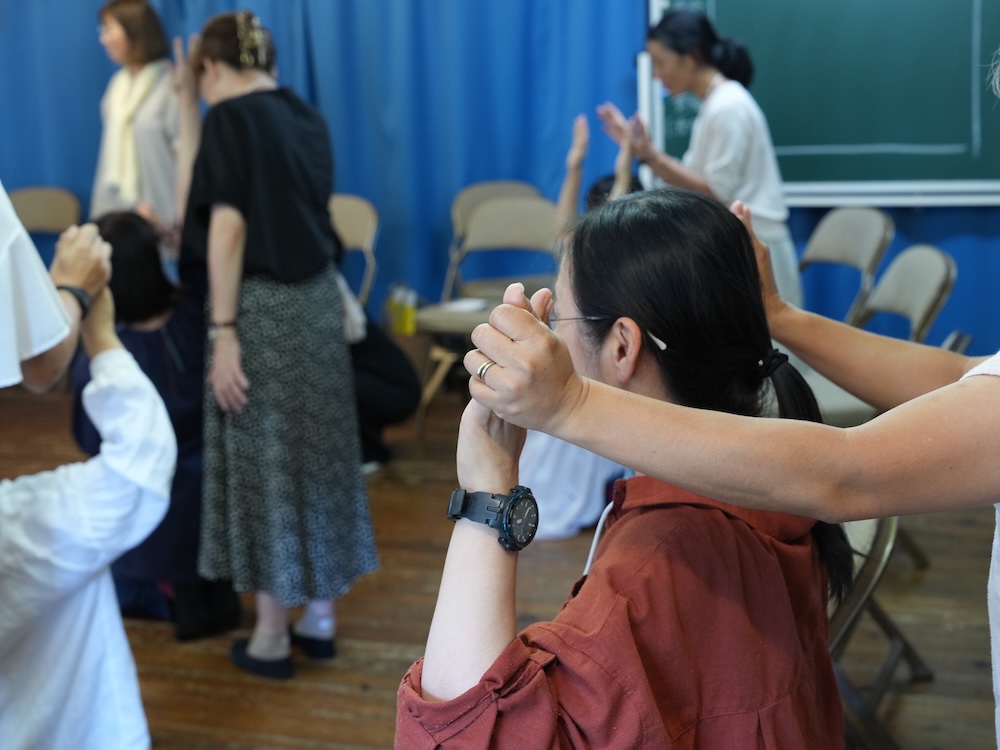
[19,357,66,394]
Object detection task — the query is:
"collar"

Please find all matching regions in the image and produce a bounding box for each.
[609,474,817,544]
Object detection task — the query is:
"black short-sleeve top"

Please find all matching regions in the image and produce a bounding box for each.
[179,87,343,290]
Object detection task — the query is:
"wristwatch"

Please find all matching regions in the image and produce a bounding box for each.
[447,485,539,551]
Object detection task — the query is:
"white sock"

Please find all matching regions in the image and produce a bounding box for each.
[293,602,335,639]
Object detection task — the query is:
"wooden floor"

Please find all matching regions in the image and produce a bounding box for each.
[1,382,995,749]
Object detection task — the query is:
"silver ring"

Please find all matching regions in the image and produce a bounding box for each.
[476,358,497,382]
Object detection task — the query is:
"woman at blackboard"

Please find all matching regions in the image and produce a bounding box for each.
[597,9,802,307]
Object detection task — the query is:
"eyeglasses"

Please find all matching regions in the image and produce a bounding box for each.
[547,313,609,330]
[548,312,668,351]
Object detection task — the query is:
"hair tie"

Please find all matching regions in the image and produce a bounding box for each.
[711,40,726,63]
[237,11,267,69]
[758,348,788,379]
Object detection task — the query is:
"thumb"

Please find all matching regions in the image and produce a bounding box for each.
[502,282,530,309]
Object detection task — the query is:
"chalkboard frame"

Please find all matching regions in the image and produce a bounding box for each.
[640,0,1000,206]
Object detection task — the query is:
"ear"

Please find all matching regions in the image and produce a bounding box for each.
[602,317,644,387]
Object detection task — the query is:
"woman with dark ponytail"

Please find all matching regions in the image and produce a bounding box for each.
[598,9,801,309]
[396,188,850,748]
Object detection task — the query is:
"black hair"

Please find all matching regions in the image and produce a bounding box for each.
[93,211,177,324]
[564,188,853,602]
[585,173,645,212]
[648,9,754,88]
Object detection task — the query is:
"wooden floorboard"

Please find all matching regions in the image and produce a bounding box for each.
[0,381,995,748]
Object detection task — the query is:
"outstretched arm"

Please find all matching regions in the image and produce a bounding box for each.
[731,201,982,408]
[419,398,525,702]
[466,283,1000,524]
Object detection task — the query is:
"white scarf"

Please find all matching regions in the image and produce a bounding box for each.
[96,61,165,205]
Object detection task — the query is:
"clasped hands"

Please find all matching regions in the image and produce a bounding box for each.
[460,201,786,488]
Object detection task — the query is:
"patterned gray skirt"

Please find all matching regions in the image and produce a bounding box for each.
[198,264,379,605]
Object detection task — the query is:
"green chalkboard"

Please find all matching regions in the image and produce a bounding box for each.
[660,0,1000,190]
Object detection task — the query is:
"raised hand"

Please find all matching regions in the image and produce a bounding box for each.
[466,283,583,434]
[730,200,788,325]
[172,34,200,103]
[50,224,112,301]
[566,113,590,171]
[596,101,629,143]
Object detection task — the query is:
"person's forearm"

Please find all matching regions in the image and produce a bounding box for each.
[547,374,1000,524]
[18,291,82,393]
[175,97,201,226]
[643,150,715,197]
[207,207,246,325]
[769,303,976,409]
[555,166,583,233]
[420,519,519,702]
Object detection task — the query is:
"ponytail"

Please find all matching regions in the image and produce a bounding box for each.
[769,359,855,603]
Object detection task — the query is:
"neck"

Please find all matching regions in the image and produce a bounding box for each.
[692,68,724,100]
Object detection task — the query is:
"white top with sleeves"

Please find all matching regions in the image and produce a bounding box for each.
[683,79,788,233]
[0,348,176,750]
[0,178,71,388]
[91,61,179,222]
[682,80,802,306]
[961,351,1000,743]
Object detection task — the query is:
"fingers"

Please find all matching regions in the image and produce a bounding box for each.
[529,288,553,325]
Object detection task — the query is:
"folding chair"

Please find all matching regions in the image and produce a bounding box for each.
[829,517,934,749]
[414,193,558,432]
[799,207,895,325]
[329,193,379,307]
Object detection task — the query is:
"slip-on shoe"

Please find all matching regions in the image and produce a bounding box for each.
[289,628,336,660]
[230,638,294,679]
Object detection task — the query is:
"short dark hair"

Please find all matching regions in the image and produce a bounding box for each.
[93,211,176,324]
[99,0,169,65]
[191,10,277,76]
[648,10,753,88]
[584,173,645,212]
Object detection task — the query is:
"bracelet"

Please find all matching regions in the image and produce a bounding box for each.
[55,285,92,319]
[207,321,237,340]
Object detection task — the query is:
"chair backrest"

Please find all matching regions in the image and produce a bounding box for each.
[799,207,895,325]
[328,193,379,307]
[449,180,541,243]
[442,194,558,300]
[9,186,81,234]
[828,516,899,658]
[854,244,957,343]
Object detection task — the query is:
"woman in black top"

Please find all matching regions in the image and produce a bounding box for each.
[176,11,378,679]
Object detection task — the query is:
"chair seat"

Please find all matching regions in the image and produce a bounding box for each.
[415,300,497,335]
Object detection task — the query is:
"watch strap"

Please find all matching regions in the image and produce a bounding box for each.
[55,285,92,319]
[447,488,504,528]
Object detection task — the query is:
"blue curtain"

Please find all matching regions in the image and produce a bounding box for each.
[3,0,998,354]
[0,0,646,318]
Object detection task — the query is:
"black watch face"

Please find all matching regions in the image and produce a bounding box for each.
[502,494,539,550]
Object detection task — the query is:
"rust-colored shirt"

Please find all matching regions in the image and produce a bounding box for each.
[396,475,843,749]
